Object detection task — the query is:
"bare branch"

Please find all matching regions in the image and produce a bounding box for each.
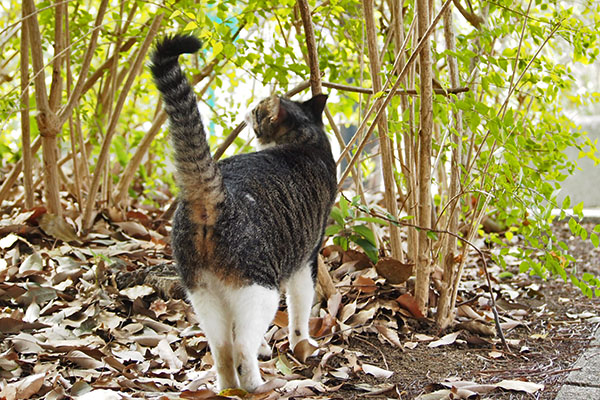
[452,0,484,29]
[362,0,403,261]
[297,0,322,95]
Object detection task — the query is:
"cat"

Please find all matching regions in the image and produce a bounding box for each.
[150,35,337,392]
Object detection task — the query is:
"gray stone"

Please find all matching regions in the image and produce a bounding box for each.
[555,326,600,399]
[555,384,600,400]
[563,326,600,386]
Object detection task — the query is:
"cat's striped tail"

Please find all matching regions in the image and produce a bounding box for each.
[150,35,224,224]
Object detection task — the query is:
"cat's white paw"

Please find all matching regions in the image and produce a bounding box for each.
[258,339,271,359]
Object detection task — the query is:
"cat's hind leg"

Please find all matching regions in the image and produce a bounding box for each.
[187,288,239,391]
[230,285,279,392]
[285,261,316,351]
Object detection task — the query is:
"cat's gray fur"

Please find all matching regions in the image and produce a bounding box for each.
[150,34,337,391]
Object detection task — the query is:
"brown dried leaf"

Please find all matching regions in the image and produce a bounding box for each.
[496,379,544,393]
[354,275,377,293]
[293,338,318,363]
[343,249,373,269]
[273,310,288,328]
[0,372,46,400]
[374,323,403,348]
[38,213,81,244]
[121,285,154,300]
[0,317,49,334]
[375,257,413,284]
[66,350,105,369]
[115,221,151,240]
[458,320,496,337]
[396,293,425,319]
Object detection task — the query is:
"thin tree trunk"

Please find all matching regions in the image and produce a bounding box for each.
[414,0,434,314]
[23,0,62,215]
[362,0,403,261]
[59,0,109,125]
[436,6,464,329]
[82,14,164,231]
[20,5,34,209]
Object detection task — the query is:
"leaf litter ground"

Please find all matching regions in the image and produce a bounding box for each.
[0,205,598,400]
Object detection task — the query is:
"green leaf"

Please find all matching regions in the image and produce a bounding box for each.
[330,207,345,226]
[426,231,439,241]
[325,224,343,236]
[561,195,571,209]
[183,21,198,32]
[351,237,378,263]
[591,233,599,248]
[351,225,376,246]
[212,41,224,58]
[573,201,584,218]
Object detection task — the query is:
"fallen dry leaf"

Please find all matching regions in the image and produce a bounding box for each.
[361,363,393,379]
[0,372,46,400]
[496,379,544,393]
[396,293,425,319]
[38,213,81,244]
[428,331,460,348]
[293,338,318,363]
[375,257,413,284]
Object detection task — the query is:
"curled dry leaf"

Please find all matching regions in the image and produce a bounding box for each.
[396,293,425,319]
[0,233,19,249]
[120,285,154,300]
[75,389,123,400]
[375,257,413,284]
[496,379,544,393]
[293,338,318,363]
[374,323,403,348]
[361,363,393,379]
[0,372,45,400]
[354,275,377,293]
[428,331,461,348]
[457,320,496,337]
[38,213,81,244]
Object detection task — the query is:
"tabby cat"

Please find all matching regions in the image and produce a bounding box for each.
[150,35,337,392]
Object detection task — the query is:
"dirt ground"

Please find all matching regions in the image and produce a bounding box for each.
[330,221,600,399]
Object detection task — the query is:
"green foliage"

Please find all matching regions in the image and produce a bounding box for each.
[0,0,599,298]
[327,195,379,263]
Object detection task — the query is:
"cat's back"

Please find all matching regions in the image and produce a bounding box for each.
[176,143,335,287]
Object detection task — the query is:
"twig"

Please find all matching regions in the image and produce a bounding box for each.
[452,0,484,29]
[59,0,107,125]
[362,0,403,261]
[20,4,33,209]
[321,80,469,96]
[355,334,389,370]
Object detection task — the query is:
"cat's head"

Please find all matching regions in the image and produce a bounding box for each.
[247,94,328,147]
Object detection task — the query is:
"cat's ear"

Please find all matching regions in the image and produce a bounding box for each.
[303,94,328,122]
[269,95,288,125]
